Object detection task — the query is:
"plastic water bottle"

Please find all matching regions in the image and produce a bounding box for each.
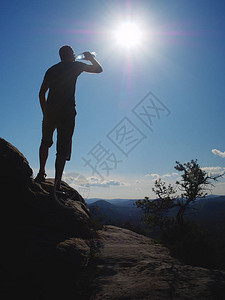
[76,52,96,60]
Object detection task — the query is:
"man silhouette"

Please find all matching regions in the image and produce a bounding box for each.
[35,45,103,191]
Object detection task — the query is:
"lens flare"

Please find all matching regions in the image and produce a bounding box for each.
[114,22,143,48]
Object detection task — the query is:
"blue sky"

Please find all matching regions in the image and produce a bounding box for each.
[1,0,225,199]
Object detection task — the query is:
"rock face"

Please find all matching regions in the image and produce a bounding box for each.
[0,137,32,185]
[0,138,98,299]
[93,226,225,299]
[1,138,225,300]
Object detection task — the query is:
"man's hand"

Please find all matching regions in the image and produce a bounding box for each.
[83,51,94,61]
[82,52,103,73]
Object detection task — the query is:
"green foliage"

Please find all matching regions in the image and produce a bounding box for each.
[135,194,174,231]
[136,159,223,228]
[135,159,224,268]
[175,159,218,199]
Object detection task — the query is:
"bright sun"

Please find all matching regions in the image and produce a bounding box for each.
[114,22,143,48]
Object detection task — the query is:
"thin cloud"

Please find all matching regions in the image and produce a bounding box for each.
[162,174,171,178]
[63,172,90,187]
[145,173,160,179]
[201,166,222,172]
[146,172,179,180]
[172,172,179,177]
[212,149,225,158]
[201,166,224,176]
[87,177,126,188]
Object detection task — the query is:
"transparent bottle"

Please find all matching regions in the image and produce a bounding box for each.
[76,52,96,60]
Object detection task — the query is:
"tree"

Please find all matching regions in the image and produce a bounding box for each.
[136,159,223,228]
[136,180,177,231]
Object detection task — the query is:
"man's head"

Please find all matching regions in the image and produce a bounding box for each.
[59,45,75,62]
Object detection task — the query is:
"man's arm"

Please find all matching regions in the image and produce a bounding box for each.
[39,77,49,114]
[82,52,103,73]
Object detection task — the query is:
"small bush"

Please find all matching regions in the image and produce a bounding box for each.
[162,222,215,268]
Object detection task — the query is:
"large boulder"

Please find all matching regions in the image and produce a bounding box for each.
[0,137,33,184]
[0,138,98,299]
[0,138,93,237]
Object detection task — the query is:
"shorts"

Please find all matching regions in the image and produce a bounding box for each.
[41,110,76,161]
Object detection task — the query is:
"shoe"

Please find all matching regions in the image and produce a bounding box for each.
[34,172,46,183]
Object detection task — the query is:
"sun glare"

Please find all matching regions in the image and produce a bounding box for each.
[114,22,143,48]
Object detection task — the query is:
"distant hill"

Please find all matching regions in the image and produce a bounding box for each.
[85,198,139,206]
[87,195,225,235]
[88,199,143,230]
[186,195,225,222]
[87,195,225,222]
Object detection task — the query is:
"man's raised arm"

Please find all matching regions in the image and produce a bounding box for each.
[82,51,103,73]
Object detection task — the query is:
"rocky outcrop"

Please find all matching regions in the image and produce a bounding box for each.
[93,226,225,299]
[0,138,98,299]
[1,137,225,300]
[0,138,93,236]
[0,137,32,184]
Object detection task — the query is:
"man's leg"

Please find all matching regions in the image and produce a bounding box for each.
[39,141,49,175]
[35,142,49,182]
[55,113,75,190]
[36,113,55,182]
[54,154,66,190]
